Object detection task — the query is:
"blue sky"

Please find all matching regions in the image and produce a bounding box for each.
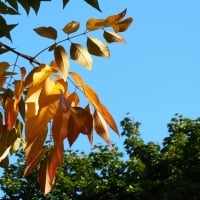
[1,0,200,153]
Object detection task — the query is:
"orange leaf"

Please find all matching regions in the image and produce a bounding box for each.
[69,71,84,87]
[54,45,69,81]
[93,110,112,146]
[66,92,80,106]
[4,98,18,131]
[0,62,9,76]
[105,8,127,26]
[68,107,92,146]
[112,17,133,33]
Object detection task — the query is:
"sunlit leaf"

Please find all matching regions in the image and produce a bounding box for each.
[69,71,84,87]
[84,0,102,12]
[86,18,105,30]
[105,8,127,26]
[112,17,133,33]
[4,98,18,131]
[63,21,80,34]
[66,92,80,106]
[103,30,125,43]
[87,37,110,58]
[93,110,112,146]
[34,26,57,40]
[70,43,93,70]
[54,45,69,81]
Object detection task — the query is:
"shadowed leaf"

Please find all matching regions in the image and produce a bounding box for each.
[34,26,57,40]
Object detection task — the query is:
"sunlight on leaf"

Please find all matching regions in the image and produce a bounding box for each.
[63,21,80,34]
[112,17,133,33]
[87,37,110,58]
[34,26,57,40]
[70,43,93,70]
[103,30,125,43]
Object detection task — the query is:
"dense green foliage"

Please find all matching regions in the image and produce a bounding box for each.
[0,115,200,199]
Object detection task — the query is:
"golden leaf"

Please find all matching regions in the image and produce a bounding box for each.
[93,110,112,146]
[87,37,110,58]
[86,18,105,30]
[67,92,80,107]
[112,17,133,33]
[70,43,93,70]
[34,26,57,40]
[103,30,126,43]
[54,45,69,81]
[69,71,84,87]
[63,21,80,34]
[105,8,127,26]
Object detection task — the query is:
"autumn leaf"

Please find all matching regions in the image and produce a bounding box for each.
[54,45,69,81]
[0,62,9,76]
[112,17,133,33]
[69,71,84,87]
[67,92,80,106]
[70,43,93,70]
[34,26,57,40]
[105,8,127,26]
[103,30,125,43]
[86,18,105,30]
[87,37,110,58]
[93,110,112,146]
[38,158,53,196]
[63,21,80,34]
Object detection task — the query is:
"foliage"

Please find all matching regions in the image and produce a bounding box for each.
[0,1,133,195]
[1,115,200,199]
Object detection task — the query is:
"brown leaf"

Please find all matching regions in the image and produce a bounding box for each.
[63,21,80,34]
[0,62,9,76]
[54,45,69,81]
[67,92,80,106]
[34,26,57,40]
[93,110,112,146]
[87,37,110,58]
[112,17,133,33]
[103,30,126,43]
[70,43,93,70]
[38,158,53,196]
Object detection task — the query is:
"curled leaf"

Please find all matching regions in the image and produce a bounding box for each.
[112,17,133,33]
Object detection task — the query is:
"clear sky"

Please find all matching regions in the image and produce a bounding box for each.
[1,0,200,153]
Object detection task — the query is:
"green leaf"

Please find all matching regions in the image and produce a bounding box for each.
[29,0,41,14]
[84,0,102,12]
[6,0,18,11]
[16,0,30,15]
[0,2,19,15]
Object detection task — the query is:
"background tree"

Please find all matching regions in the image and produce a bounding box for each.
[0,0,133,195]
[1,115,200,199]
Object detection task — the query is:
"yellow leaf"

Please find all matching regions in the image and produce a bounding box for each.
[103,30,126,43]
[38,78,66,109]
[54,45,69,81]
[86,18,105,30]
[34,26,57,40]
[93,110,112,146]
[63,21,80,34]
[24,64,54,88]
[70,43,93,70]
[112,17,133,33]
[0,62,9,77]
[87,37,110,58]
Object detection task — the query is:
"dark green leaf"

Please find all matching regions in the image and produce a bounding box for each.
[6,0,18,11]
[17,0,30,15]
[29,0,41,14]
[63,0,70,9]
[0,2,19,15]
[84,0,101,12]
